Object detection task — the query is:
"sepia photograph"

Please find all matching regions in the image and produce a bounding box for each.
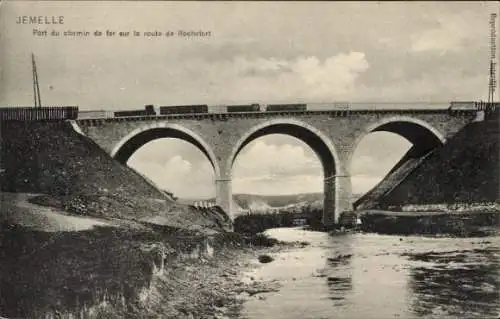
[0,1,499,318]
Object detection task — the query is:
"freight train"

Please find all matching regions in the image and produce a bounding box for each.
[111,103,311,117]
[96,101,484,119]
[157,103,308,114]
[114,105,156,117]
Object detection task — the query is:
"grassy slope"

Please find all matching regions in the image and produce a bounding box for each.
[0,121,230,229]
[0,120,235,318]
[378,112,499,208]
[0,221,242,318]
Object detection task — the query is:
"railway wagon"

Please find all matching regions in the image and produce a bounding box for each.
[144,104,156,114]
[159,104,209,115]
[114,105,156,117]
[114,110,149,117]
[449,101,476,111]
[265,103,307,112]
[226,104,260,113]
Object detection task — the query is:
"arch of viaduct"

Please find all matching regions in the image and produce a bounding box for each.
[75,109,476,226]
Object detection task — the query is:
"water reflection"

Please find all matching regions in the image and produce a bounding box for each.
[405,247,500,318]
[325,253,353,304]
[240,228,500,319]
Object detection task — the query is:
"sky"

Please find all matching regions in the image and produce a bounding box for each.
[1,1,498,199]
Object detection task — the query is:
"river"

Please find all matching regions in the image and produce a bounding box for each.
[239,227,500,319]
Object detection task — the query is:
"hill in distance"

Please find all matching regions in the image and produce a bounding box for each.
[178,192,365,215]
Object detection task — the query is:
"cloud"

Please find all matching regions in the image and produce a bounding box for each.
[126,131,412,198]
[128,153,216,199]
[2,2,494,202]
[2,2,494,108]
[235,57,293,77]
[127,138,200,163]
[166,52,369,105]
[233,140,322,179]
[410,11,486,54]
[220,52,370,102]
[127,137,326,197]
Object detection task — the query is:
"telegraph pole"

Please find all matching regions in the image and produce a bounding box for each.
[32,53,42,108]
[488,13,497,103]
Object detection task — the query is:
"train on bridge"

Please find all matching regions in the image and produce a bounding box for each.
[2,101,494,122]
[111,103,311,118]
[102,102,349,118]
[104,101,484,119]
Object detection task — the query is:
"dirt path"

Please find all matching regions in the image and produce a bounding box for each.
[0,192,113,232]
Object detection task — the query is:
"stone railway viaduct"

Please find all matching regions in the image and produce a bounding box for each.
[74,104,479,226]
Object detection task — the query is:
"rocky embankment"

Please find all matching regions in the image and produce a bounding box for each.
[350,111,500,235]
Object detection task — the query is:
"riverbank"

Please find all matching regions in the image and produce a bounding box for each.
[132,242,287,319]
[0,192,291,318]
[0,224,292,319]
[0,119,283,318]
[358,209,500,237]
[2,191,499,318]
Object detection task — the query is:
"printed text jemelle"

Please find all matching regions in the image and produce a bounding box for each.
[16,16,64,24]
